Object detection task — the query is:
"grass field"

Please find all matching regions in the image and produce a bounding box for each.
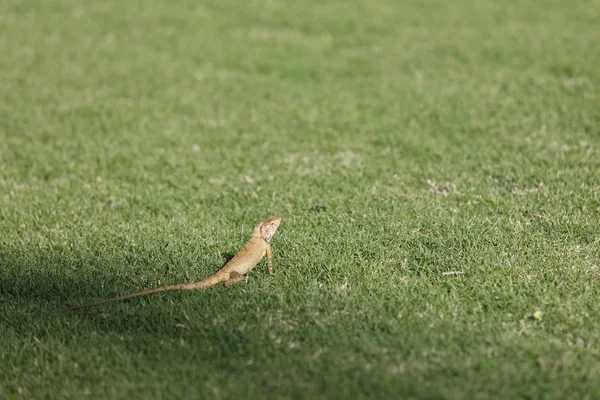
[1,0,599,398]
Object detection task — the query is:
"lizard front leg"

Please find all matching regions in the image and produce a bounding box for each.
[266,243,273,274]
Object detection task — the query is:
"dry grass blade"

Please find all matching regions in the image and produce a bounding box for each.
[441,271,466,276]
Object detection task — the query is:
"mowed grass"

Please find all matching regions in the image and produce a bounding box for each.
[1,0,599,398]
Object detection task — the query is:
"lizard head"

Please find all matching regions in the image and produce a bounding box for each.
[257,215,281,242]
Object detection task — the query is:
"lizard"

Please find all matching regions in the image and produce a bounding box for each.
[53,215,281,312]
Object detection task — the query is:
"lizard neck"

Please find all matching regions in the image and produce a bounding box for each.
[252,232,269,243]
[251,226,268,242]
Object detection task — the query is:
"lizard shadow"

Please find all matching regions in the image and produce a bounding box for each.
[1,245,257,340]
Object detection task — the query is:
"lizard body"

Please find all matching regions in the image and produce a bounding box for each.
[54,216,281,312]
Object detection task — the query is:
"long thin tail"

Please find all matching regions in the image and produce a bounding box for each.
[52,272,228,313]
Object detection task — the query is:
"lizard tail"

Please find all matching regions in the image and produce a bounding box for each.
[51,271,229,313]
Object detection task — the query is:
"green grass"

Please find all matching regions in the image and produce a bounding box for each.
[1,0,599,398]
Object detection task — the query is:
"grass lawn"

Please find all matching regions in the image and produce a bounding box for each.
[1,0,599,398]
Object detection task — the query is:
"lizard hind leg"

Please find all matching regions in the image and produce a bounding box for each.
[224,272,247,287]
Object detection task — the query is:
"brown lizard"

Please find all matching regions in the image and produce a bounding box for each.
[54,216,281,312]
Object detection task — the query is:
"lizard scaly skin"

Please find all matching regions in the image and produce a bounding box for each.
[54,216,281,312]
